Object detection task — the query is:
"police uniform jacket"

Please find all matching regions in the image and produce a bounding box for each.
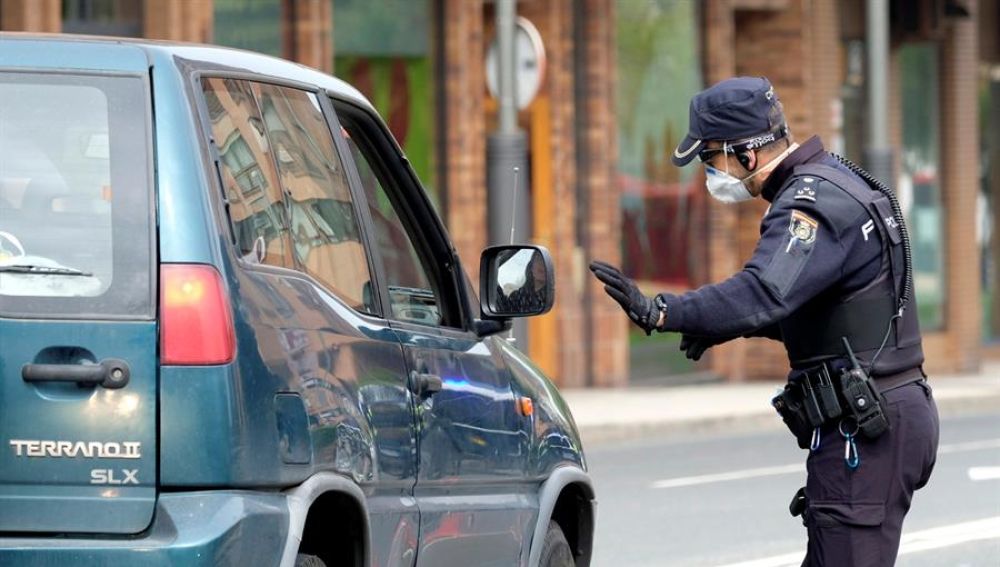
[657,136,924,377]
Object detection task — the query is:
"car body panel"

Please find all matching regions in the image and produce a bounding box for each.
[0,491,288,566]
[496,337,587,477]
[0,33,593,565]
[393,324,535,566]
[0,37,158,534]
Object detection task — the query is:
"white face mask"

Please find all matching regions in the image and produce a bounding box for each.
[704,142,799,204]
[704,164,753,203]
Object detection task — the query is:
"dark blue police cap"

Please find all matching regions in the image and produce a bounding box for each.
[672,76,786,166]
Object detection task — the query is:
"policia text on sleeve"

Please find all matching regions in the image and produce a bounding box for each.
[590,77,939,567]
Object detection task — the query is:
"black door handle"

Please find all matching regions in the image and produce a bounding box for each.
[409,371,443,398]
[22,358,131,389]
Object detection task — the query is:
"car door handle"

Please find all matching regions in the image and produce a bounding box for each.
[409,371,443,398]
[22,359,131,390]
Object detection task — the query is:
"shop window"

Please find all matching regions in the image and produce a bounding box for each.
[62,0,142,37]
[615,0,704,289]
[615,0,703,378]
[214,0,282,57]
[899,43,945,330]
[980,69,998,341]
[333,0,439,207]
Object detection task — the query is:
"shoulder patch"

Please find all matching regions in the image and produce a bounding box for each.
[788,210,818,250]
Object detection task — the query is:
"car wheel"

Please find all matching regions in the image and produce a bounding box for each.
[539,521,575,567]
[295,554,327,567]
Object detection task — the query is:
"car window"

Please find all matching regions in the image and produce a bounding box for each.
[252,83,375,314]
[201,77,294,270]
[201,78,376,315]
[338,114,444,327]
[0,72,153,319]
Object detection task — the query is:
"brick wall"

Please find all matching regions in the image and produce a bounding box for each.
[938,0,981,372]
[144,0,212,43]
[581,0,628,387]
[441,0,488,272]
[0,0,59,32]
[284,0,332,73]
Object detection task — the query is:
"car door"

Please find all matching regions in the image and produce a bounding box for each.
[197,76,420,566]
[333,99,535,566]
[0,59,157,534]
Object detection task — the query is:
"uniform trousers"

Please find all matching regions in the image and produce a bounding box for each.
[801,379,939,566]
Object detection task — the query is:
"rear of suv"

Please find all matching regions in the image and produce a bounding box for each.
[0,35,594,566]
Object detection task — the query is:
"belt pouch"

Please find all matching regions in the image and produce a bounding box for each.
[772,385,814,449]
[814,365,843,420]
[799,377,826,428]
[838,367,890,439]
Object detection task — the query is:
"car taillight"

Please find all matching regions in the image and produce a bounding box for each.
[160,264,235,365]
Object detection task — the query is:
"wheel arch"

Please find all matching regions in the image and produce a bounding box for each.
[527,466,596,567]
[280,472,371,567]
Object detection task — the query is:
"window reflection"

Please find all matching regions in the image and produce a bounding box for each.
[900,44,945,330]
[253,84,374,314]
[202,77,293,270]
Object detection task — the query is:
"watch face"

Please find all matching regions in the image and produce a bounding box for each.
[485,18,547,110]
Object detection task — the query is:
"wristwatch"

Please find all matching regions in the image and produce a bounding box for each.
[653,294,669,331]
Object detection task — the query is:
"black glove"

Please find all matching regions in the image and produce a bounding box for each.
[589,260,661,335]
[679,334,731,361]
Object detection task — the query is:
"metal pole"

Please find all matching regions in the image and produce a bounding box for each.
[864,0,894,186]
[497,0,518,135]
[487,0,531,347]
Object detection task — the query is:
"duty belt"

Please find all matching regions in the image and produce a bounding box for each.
[871,366,925,392]
[772,362,924,450]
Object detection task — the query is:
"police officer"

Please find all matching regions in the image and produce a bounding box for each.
[590,77,940,566]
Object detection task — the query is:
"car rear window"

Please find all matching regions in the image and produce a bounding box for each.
[0,72,153,319]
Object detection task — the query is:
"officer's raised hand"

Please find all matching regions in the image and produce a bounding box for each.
[588,260,662,335]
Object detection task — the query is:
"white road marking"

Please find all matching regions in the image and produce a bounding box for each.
[650,464,803,489]
[938,438,1000,454]
[968,466,1000,481]
[650,438,1000,490]
[712,516,1000,567]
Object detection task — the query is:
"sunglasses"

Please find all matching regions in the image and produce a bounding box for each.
[697,146,735,163]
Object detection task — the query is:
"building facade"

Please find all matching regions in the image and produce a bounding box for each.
[2,0,992,386]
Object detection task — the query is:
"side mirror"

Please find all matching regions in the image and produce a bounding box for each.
[479,245,555,319]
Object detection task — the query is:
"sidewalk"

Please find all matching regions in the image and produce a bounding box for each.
[562,363,1000,446]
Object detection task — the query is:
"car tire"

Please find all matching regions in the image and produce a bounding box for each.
[538,521,575,567]
[295,554,327,567]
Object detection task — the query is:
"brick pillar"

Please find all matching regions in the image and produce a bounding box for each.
[806,0,842,145]
[514,0,584,387]
[0,0,60,32]
[551,0,585,387]
[144,0,212,43]
[441,0,487,274]
[732,0,810,380]
[581,0,628,387]
[703,0,747,380]
[940,0,981,372]
[283,0,332,73]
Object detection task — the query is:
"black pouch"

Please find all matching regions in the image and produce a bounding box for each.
[811,365,843,421]
[772,384,814,449]
[838,367,890,439]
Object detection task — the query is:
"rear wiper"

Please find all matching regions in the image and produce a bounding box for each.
[0,264,93,277]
